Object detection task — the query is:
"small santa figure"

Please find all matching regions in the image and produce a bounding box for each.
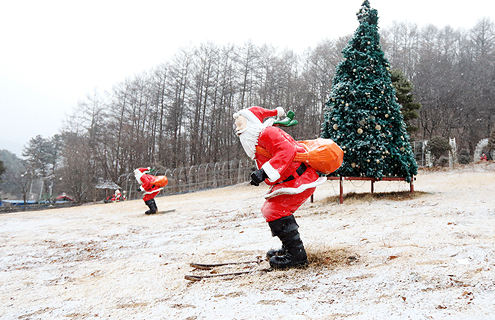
[233,106,326,269]
[114,189,122,202]
[134,167,163,214]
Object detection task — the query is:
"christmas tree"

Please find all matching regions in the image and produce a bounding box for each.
[321,0,417,182]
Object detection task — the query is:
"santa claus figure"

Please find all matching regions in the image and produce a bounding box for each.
[134,167,164,214]
[234,106,327,269]
[114,189,122,202]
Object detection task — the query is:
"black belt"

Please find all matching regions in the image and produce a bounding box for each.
[281,163,307,183]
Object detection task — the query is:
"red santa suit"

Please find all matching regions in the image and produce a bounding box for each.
[114,189,122,202]
[234,107,326,222]
[134,167,162,201]
[256,126,326,222]
[135,168,169,214]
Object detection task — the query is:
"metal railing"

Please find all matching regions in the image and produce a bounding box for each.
[118,158,255,200]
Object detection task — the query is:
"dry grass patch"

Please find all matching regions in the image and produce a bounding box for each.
[306,246,360,269]
[329,190,430,204]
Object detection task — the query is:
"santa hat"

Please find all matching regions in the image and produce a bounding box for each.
[233,106,285,124]
[134,167,151,182]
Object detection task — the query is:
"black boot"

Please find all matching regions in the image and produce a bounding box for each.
[268,215,308,270]
[144,199,158,215]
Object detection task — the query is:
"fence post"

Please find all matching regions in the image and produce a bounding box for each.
[214,163,221,187]
[189,165,197,192]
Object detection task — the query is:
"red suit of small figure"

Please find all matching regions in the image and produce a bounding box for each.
[112,189,123,202]
[134,167,161,214]
[234,106,326,270]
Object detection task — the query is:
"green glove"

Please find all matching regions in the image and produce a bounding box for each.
[274,110,298,127]
[145,168,156,174]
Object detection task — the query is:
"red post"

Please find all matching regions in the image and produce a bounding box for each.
[327,176,414,205]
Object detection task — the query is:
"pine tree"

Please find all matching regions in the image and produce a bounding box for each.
[321,0,417,182]
[390,68,421,134]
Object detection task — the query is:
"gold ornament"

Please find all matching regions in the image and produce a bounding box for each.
[333,124,338,130]
[357,128,363,134]
[375,125,381,131]
[351,162,356,168]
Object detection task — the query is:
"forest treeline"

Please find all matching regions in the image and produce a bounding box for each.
[2,18,495,202]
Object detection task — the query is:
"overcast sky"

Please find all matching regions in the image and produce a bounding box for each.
[1,0,494,157]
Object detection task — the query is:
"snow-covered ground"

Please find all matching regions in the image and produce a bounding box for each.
[1,162,495,319]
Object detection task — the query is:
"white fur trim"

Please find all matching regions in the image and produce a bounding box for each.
[236,109,262,125]
[263,176,327,199]
[261,161,281,182]
[143,187,163,195]
[263,118,275,127]
[276,107,285,117]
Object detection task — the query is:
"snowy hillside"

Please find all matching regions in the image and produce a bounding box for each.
[1,162,495,319]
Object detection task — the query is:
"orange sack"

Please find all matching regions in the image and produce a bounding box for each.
[153,175,169,187]
[256,138,343,175]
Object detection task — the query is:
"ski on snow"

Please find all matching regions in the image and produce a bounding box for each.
[189,259,262,270]
[145,209,176,215]
[185,258,270,281]
[155,209,176,214]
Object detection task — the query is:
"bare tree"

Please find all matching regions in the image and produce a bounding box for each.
[166,48,193,167]
[382,21,420,78]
